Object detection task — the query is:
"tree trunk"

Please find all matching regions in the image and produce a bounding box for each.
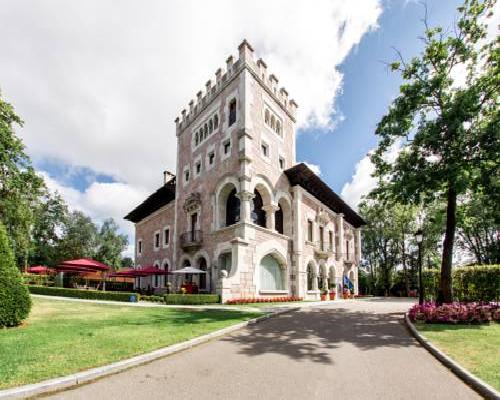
[401,233,410,296]
[438,185,457,304]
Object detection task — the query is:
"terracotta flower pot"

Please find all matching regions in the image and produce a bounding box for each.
[329,292,336,300]
[320,294,327,301]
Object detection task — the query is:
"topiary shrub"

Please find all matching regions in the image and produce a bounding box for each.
[27,286,140,302]
[0,222,32,327]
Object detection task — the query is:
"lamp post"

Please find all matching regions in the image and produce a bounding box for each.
[415,229,424,305]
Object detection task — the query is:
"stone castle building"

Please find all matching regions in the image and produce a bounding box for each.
[125,40,365,302]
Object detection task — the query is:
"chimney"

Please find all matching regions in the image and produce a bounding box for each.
[205,80,212,96]
[226,55,234,74]
[269,74,278,94]
[215,68,222,86]
[257,58,267,81]
[188,99,194,113]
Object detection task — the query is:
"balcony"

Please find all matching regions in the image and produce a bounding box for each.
[180,230,203,251]
[314,242,334,260]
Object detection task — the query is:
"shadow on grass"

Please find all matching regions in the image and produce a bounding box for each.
[221,306,416,365]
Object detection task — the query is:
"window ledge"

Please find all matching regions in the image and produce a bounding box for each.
[259,290,288,295]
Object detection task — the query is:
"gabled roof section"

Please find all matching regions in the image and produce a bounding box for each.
[284,163,365,228]
[124,178,176,223]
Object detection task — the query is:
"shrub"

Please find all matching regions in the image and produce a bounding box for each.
[163,294,220,305]
[27,286,139,302]
[225,296,303,305]
[423,265,500,302]
[0,223,32,327]
[408,302,499,324]
[141,295,164,303]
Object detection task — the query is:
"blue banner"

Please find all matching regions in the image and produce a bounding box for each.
[343,275,354,290]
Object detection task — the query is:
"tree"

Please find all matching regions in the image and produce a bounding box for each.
[95,218,128,268]
[56,211,98,262]
[120,257,134,269]
[456,193,499,264]
[29,190,68,267]
[0,91,44,267]
[371,0,499,303]
[0,222,31,327]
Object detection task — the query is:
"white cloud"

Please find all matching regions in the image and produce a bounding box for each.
[0,0,382,193]
[40,171,148,255]
[302,162,322,176]
[341,142,400,209]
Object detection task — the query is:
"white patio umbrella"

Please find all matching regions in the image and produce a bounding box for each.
[172,266,206,274]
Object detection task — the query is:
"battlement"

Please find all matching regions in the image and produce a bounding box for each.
[175,39,298,132]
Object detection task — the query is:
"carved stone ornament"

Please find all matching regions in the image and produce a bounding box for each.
[183,192,202,213]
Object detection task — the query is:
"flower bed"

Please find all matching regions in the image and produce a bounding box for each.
[226,296,303,305]
[408,302,500,324]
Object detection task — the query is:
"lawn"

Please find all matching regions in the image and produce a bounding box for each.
[0,297,262,390]
[416,323,500,391]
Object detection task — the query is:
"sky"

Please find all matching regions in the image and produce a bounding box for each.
[0,0,496,257]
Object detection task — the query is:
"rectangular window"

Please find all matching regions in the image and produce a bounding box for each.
[307,220,313,242]
[208,151,215,165]
[164,228,170,246]
[329,231,333,252]
[154,233,160,248]
[261,143,269,157]
[228,99,237,126]
[185,170,190,183]
[138,240,142,254]
[279,157,285,170]
[196,162,201,174]
[319,226,324,250]
[223,140,231,155]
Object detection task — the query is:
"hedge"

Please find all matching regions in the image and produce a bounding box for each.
[141,295,164,303]
[164,294,220,305]
[0,223,32,327]
[422,264,500,302]
[28,286,140,302]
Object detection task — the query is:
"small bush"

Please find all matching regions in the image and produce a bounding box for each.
[225,296,303,305]
[0,223,32,327]
[164,294,220,305]
[27,286,139,302]
[408,302,499,324]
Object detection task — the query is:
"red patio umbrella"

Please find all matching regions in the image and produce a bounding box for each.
[109,266,170,278]
[58,258,110,271]
[27,265,52,274]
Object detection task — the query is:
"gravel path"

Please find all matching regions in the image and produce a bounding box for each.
[44,298,480,400]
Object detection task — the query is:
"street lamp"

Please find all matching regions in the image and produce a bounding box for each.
[415,229,424,305]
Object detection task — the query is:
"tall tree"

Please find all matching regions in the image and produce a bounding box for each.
[56,211,98,262]
[371,0,499,303]
[95,218,128,268]
[29,190,68,267]
[0,91,44,267]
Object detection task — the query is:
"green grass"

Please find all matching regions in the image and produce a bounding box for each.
[416,323,500,390]
[0,297,263,389]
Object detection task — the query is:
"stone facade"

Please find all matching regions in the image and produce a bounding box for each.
[126,40,364,302]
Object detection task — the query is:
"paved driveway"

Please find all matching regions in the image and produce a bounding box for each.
[44,298,480,400]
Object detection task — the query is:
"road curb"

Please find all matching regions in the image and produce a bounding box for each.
[404,313,500,400]
[0,307,298,399]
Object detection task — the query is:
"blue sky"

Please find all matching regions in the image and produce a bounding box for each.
[298,0,462,194]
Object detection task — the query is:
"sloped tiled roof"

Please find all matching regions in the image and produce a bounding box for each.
[284,163,365,228]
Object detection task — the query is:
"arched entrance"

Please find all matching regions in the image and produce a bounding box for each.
[259,254,285,291]
[197,257,208,292]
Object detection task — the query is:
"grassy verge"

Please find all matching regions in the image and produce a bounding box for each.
[0,297,263,389]
[416,323,500,391]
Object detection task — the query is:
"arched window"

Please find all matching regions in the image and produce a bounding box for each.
[252,189,266,228]
[219,252,232,274]
[204,124,208,139]
[307,264,315,291]
[276,121,281,135]
[260,255,284,290]
[265,109,270,125]
[225,188,240,226]
[275,203,284,234]
[228,99,237,126]
[195,132,199,146]
[213,114,219,129]
[270,115,275,130]
[208,119,213,134]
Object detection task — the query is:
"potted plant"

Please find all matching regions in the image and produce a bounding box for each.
[329,290,336,300]
[342,287,350,300]
[320,289,328,301]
